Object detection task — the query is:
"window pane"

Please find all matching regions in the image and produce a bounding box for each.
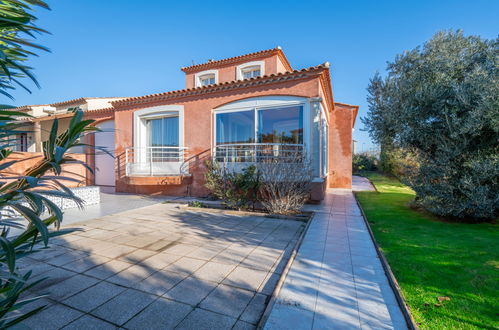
[216,110,255,145]
[258,106,303,144]
[148,117,179,147]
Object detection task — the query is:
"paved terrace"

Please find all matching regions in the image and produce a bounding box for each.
[14,203,304,329]
[264,188,407,329]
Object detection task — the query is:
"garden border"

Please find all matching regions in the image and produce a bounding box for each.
[256,211,314,329]
[179,204,313,222]
[353,193,418,330]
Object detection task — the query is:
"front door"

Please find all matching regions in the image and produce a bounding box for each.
[94,120,115,191]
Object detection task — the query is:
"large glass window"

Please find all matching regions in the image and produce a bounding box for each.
[216,110,255,145]
[215,105,304,162]
[258,106,303,144]
[147,116,179,147]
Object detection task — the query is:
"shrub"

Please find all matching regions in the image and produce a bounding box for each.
[204,161,260,210]
[0,110,96,327]
[258,150,313,215]
[352,153,378,173]
[363,30,499,221]
[379,147,420,179]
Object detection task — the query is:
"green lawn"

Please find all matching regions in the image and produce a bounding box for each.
[355,173,498,330]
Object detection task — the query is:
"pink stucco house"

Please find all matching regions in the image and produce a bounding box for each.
[10,48,358,201]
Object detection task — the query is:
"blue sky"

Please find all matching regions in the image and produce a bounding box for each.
[8,0,499,150]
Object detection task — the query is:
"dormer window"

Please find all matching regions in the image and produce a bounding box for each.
[200,74,216,86]
[242,66,261,79]
[236,61,265,81]
[194,70,218,87]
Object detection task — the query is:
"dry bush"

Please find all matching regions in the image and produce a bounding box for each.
[257,150,313,215]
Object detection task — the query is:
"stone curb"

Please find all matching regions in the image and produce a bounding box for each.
[256,212,314,329]
[353,193,419,330]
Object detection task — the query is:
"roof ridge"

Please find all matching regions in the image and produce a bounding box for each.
[181,47,287,72]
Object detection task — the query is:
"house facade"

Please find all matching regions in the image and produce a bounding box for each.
[8,48,358,201]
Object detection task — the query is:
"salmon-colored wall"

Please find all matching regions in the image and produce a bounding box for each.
[1,152,88,187]
[115,77,321,196]
[327,104,354,188]
[185,55,284,89]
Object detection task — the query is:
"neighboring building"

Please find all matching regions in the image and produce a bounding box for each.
[7,48,358,200]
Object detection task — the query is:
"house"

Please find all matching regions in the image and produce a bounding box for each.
[7,48,358,201]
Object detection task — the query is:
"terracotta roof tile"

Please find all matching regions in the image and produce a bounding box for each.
[181,47,292,73]
[113,64,329,108]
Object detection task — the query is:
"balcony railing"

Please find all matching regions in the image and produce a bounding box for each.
[125,146,188,176]
[213,143,304,163]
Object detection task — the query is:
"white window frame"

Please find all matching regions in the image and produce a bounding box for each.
[133,105,184,164]
[212,96,310,156]
[194,70,218,87]
[321,117,329,176]
[236,61,265,80]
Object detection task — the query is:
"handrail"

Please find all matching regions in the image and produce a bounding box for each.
[125,146,188,176]
[213,143,304,163]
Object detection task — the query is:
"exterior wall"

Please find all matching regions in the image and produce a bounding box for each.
[327,103,354,188]
[115,77,321,196]
[275,55,290,74]
[185,54,285,89]
[0,152,88,187]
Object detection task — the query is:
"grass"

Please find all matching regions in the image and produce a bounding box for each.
[355,172,498,330]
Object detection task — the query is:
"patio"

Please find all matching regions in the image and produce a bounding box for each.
[14,202,304,329]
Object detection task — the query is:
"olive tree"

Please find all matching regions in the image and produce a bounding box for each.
[363,30,498,221]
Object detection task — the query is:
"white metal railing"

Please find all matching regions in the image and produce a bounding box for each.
[125,146,188,176]
[213,143,304,163]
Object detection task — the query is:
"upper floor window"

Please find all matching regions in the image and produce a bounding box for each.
[236,61,265,81]
[241,66,261,79]
[195,70,218,87]
[199,74,216,86]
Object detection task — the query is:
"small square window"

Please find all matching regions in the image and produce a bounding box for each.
[199,74,216,86]
[242,66,261,79]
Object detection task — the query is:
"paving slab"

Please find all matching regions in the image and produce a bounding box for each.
[123,297,192,329]
[61,315,117,330]
[200,284,254,318]
[91,289,157,326]
[263,190,407,330]
[63,281,126,312]
[175,308,237,330]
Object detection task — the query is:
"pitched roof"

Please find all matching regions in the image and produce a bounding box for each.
[112,64,331,108]
[180,47,292,73]
[51,97,124,107]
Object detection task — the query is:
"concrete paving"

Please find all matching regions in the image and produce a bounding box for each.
[13,202,304,329]
[352,175,376,192]
[265,190,407,330]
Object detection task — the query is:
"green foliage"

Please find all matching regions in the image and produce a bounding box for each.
[352,153,378,173]
[379,147,420,179]
[363,30,499,221]
[188,201,204,208]
[0,0,50,99]
[0,110,97,327]
[356,173,498,329]
[204,161,260,210]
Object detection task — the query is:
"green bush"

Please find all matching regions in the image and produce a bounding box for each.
[379,147,419,179]
[204,161,260,210]
[353,153,378,173]
[363,30,498,221]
